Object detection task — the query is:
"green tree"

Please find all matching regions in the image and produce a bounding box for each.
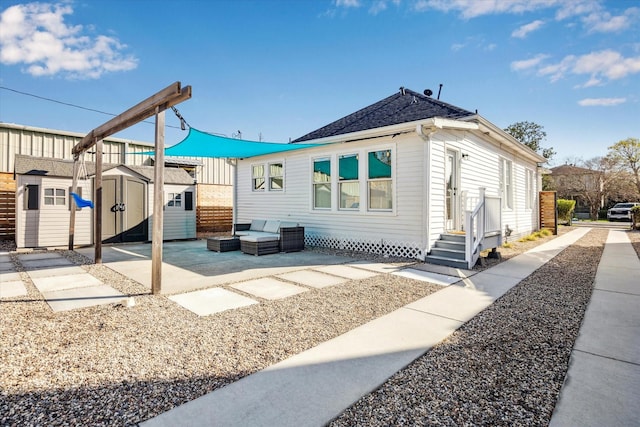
[607,137,640,197]
[504,121,556,161]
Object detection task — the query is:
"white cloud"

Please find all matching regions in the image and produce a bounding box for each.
[581,7,639,33]
[414,0,562,19]
[335,0,361,7]
[510,54,550,71]
[578,97,626,106]
[512,20,545,38]
[0,2,137,79]
[520,50,640,85]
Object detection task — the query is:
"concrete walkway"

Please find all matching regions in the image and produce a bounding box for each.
[142,227,595,427]
[550,229,640,427]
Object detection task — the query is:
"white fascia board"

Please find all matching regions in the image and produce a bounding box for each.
[459,115,547,164]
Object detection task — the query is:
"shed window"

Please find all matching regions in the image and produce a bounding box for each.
[339,154,359,209]
[25,184,39,210]
[367,150,392,210]
[168,192,182,208]
[313,158,331,209]
[44,188,66,206]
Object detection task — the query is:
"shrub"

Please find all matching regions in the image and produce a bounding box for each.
[539,228,552,237]
[632,205,640,230]
[557,199,576,225]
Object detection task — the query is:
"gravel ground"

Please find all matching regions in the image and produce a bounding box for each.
[1,226,636,426]
[330,228,611,426]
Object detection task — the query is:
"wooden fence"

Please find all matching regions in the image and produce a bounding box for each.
[0,173,16,240]
[196,206,233,232]
[539,191,558,235]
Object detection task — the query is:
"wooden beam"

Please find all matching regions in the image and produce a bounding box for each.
[72,82,191,156]
[68,158,79,250]
[151,109,165,294]
[94,138,103,263]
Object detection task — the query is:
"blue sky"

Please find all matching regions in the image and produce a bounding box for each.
[0,0,638,165]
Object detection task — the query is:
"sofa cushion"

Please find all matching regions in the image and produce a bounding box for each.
[240,234,279,243]
[250,219,266,231]
[263,220,281,234]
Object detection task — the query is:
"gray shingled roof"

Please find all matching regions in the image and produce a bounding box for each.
[14,154,194,185]
[293,88,474,142]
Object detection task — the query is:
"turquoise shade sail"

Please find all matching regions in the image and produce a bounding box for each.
[143,127,326,159]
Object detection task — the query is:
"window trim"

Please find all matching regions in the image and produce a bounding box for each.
[43,187,67,207]
[338,153,360,210]
[268,162,284,191]
[167,192,182,208]
[500,157,514,210]
[251,160,285,192]
[525,168,534,210]
[367,149,393,212]
[312,157,332,210]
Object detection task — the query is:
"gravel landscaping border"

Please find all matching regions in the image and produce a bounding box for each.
[330,228,609,426]
[1,226,636,426]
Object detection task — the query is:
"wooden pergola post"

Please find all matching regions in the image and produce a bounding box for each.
[151,108,165,294]
[69,82,191,294]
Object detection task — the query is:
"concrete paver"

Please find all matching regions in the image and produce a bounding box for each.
[43,285,125,312]
[392,268,461,286]
[1,281,28,298]
[0,261,14,272]
[21,257,73,270]
[346,261,401,274]
[30,273,103,293]
[27,265,86,278]
[312,264,378,280]
[276,270,348,288]
[230,278,308,300]
[169,288,258,316]
[1,271,21,282]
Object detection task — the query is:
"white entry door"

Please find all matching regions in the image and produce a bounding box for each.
[445,149,461,231]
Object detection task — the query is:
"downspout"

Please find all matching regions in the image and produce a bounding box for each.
[416,123,437,261]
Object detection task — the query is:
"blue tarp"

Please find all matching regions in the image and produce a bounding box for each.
[148,127,326,159]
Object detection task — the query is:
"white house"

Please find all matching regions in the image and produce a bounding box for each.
[234,88,546,268]
[14,154,196,248]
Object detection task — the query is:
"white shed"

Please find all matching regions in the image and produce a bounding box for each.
[14,154,196,248]
[235,88,546,267]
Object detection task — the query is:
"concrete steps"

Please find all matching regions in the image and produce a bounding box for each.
[425,233,468,269]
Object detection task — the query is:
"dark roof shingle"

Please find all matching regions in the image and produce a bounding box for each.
[293,88,474,142]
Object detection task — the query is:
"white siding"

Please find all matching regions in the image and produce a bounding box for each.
[237,134,428,257]
[161,184,197,240]
[16,176,93,248]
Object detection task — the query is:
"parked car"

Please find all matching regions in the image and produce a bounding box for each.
[607,202,640,221]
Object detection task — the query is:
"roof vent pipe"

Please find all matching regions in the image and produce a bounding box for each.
[437,84,443,100]
[399,86,406,96]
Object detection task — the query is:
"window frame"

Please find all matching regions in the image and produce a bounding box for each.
[525,168,534,210]
[252,164,266,192]
[338,153,360,210]
[43,187,67,207]
[268,162,284,191]
[367,149,393,212]
[312,157,332,210]
[167,192,182,208]
[500,158,514,210]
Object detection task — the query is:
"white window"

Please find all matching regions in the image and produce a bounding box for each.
[368,149,392,210]
[167,192,182,208]
[44,188,66,206]
[269,162,284,191]
[313,158,331,209]
[525,169,534,210]
[339,154,359,209]
[252,165,265,191]
[500,158,513,209]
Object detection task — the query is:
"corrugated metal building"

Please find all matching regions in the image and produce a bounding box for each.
[0,122,234,240]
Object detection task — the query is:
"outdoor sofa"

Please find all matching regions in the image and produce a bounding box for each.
[234,219,305,255]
